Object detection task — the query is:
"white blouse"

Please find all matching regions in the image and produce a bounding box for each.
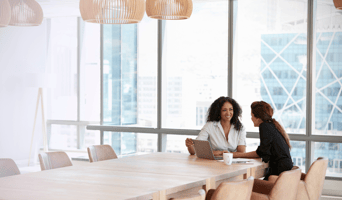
[196,121,247,152]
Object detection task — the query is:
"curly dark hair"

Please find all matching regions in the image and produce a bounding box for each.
[206,96,243,131]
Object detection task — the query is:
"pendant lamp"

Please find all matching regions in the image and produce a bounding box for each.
[9,0,43,26]
[334,0,342,10]
[0,0,11,27]
[80,0,145,24]
[146,0,193,20]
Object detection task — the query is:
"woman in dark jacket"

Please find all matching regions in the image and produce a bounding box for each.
[234,101,293,180]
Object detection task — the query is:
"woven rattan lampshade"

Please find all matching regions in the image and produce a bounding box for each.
[9,0,43,26]
[146,0,193,20]
[334,0,342,10]
[0,0,11,27]
[80,0,145,24]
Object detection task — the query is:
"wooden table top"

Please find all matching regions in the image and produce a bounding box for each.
[0,153,268,200]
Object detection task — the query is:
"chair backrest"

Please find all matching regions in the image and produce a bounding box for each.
[38,152,73,171]
[211,176,254,200]
[169,189,206,200]
[87,145,118,163]
[0,158,20,178]
[268,166,301,200]
[303,157,328,200]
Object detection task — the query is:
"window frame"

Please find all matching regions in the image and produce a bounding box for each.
[85,0,340,180]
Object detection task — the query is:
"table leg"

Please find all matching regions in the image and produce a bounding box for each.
[250,167,256,178]
[153,190,166,200]
[204,177,215,192]
[243,168,250,179]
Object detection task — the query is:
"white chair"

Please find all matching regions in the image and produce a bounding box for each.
[87,144,118,163]
[0,158,20,178]
[38,151,72,171]
[206,176,254,200]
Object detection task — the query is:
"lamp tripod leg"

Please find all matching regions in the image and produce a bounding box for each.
[28,88,41,166]
[40,88,48,152]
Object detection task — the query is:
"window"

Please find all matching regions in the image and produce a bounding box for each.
[85,0,342,179]
[47,18,101,150]
[162,1,228,129]
[47,17,78,121]
[290,141,306,172]
[233,0,308,134]
[103,16,157,128]
[314,0,342,136]
[314,142,342,177]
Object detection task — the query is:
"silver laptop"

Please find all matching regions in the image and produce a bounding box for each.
[192,139,223,160]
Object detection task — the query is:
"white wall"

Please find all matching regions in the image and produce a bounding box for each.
[0,21,48,166]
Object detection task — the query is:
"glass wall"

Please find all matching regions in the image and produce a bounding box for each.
[314,0,342,136]
[80,22,101,122]
[102,15,158,153]
[314,142,342,177]
[233,0,308,134]
[103,24,138,126]
[103,132,157,155]
[49,124,77,149]
[47,17,78,121]
[47,18,101,150]
[102,1,228,154]
[162,1,229,129]
[46,0,342,178]
[103,16,157,127]
[291,141,306,172]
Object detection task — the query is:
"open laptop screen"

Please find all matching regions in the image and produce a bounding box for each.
[192,139,223,160]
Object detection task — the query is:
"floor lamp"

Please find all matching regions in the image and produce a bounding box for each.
[28,87,48,166]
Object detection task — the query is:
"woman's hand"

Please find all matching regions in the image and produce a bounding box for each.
[185,138,196,155]
[185,138,194,147]
[213,150,229,156]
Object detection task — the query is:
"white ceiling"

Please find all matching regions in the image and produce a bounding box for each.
[35,0,339,18]
[35,0,228,18]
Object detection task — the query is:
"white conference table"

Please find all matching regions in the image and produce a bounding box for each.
[0,153,268,200]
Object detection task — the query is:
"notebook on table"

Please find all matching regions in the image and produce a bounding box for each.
[192,139,223,160]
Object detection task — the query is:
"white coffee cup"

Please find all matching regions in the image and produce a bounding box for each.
[223,153,233,165]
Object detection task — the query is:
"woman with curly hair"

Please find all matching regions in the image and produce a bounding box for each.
[234,101,293,180]
[185,96,247,156]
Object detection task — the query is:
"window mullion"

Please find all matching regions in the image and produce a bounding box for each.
[306,0,317,173]
[228,0,234,97]
[157,20,166,152]
[100,24,104,145]
[77,17,82,149]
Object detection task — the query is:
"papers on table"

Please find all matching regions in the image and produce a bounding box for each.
[232,158,254,164]
[217,158,254,164]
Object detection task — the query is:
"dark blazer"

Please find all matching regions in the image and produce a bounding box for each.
[256,122,293,180]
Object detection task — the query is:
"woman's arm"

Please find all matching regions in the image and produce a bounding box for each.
[233,151,259,158]
[185,123,211,155]
[185,138,196,155]
[213,150,229,156]
[236,145,246,153]
[213,145,245,156]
